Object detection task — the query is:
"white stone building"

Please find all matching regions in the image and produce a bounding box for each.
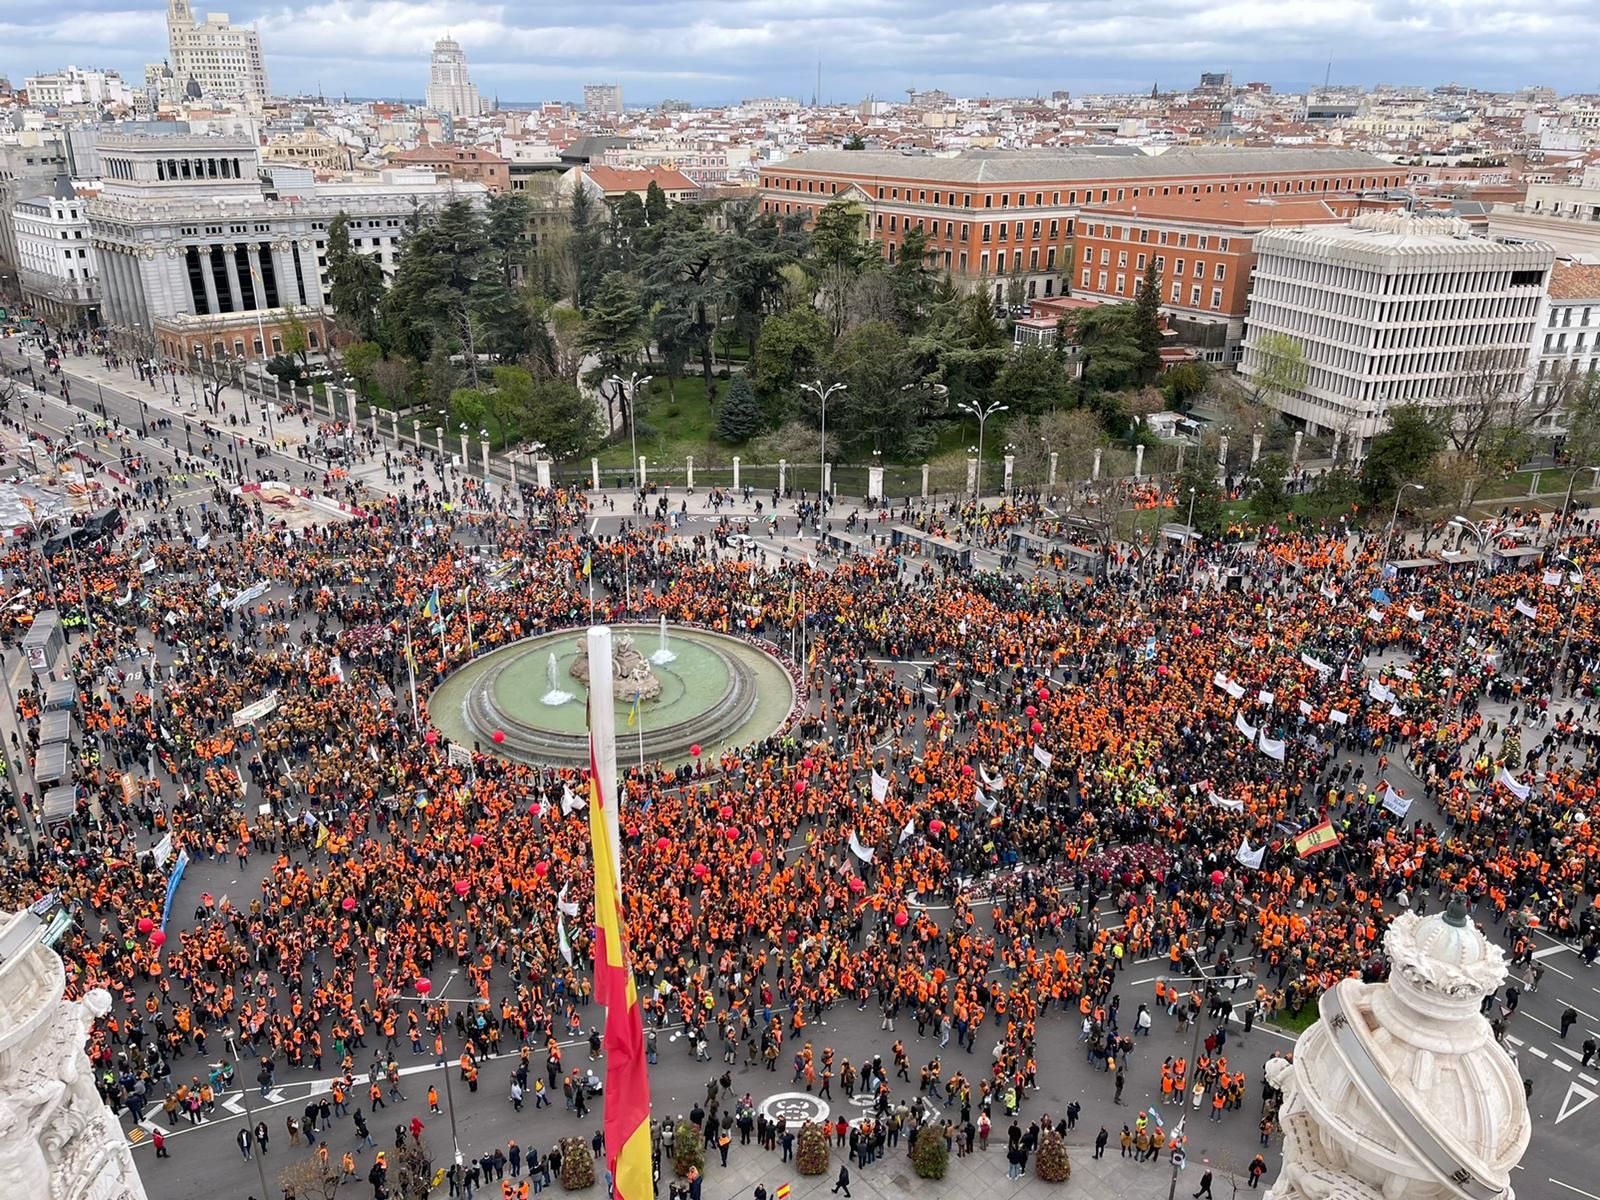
[12,178,100,329]
[1488,183,1600,264]
[22,68,135,111]
[425,38,482,120]
[1240,214,1553,452]
[87,131,485,355]
[1531,262,1600,427]
[165,0,268,100]
[0,906,147,1200]
[1265,895,1530,1199]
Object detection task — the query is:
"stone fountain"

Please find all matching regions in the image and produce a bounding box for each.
[540,651,575,707]
[650,614,677,665]
[570,631,663,702]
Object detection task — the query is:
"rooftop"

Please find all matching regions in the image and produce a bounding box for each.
[768,145,1394,185]
[1548,262,1600,300]
[581,163,698,193]
[1078,192,1365,228]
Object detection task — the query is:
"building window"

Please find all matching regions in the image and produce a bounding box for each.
[1210,288,1223,309]
[1190,285,1202,305]
[1215,263,1226,280]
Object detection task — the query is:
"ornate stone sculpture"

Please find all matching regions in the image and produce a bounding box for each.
[0,911,146,1200]
[569,632,662,702]
[1265,894,1529,1200]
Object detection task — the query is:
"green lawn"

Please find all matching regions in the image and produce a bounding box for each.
[595,375,725,471]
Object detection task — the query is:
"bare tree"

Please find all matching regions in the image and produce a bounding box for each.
[1436,347,1561,507]
[278,1155,341,1200]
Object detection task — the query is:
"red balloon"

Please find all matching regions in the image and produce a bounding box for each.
[1025,705,1037,717]
[1211,870,1226,885]
[749,849,765,866]
[725,826,740,841]
[341,897,357,911]
[793,779,806,794]
[692,863,711,879]
[453,879,470,896]
[424,730,438,745]
[719,805,734,820]
[492,729,505,744]
[655,836,671,853]
[1031,720,1044,734]
[893,911,909,928]
[416,977,432,996]
[848,877,865,892]
[533,862,550,878]
[1190,624,1201,637]
[469,833,485,849]
[626,825,638,838]
[960,764,974,777]
[690,744,702,758]
[136,917,154,934]
[1038,688,1050,700]
[929,819,945,835]
[802,757,815,772]
[529,802,540,816]
[149,929,166,948]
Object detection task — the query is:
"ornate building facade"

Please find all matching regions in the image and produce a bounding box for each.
[0,908,146,1200]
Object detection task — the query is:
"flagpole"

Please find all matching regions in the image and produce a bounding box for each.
[405,617,420,728]
[587,627,623,888]
[637,699,644,771]
[463,586,475,659]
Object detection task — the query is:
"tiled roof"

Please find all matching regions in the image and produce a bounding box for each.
[1548,262,1600,300]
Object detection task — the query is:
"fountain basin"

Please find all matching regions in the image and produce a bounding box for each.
[429,624,797,767]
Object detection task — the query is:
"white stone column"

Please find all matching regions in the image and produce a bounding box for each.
[1003,453,1015,494]
[686,455,695,491]
[1292,430,1304,467]
[221,244,245,313]
[867,464,884,503]
[413,419,422,448]
[921,463,930,499]
[777,459,786,494]
[459,430,470,466]
[537,458,553,489]
[244,243,266,308]
[1251,432,1262,466]
[823,462,832,496]
[591,458,600,490]
[965,457,978,495]
[1052,451,1062,487]
[346,387,360,424]
[199,246,221,317]
[1134,444,1145,480]
[1217,435,1229,471]
[480,438,491,477]
[732,456,741,491]
[1331,429,1343,463]
[436,426,445,455]
[639,456,648,488]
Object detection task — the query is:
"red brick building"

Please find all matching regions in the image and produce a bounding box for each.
[759,147,1404,307]
[388,144,510,194]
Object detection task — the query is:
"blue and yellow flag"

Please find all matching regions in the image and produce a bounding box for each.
[582,553,592,579]
[421,587,440,619]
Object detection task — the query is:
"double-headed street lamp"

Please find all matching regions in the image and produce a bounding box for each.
[605,372,652,493]
[799,379,847,502]
[958,398,1008,499]
[1448,515,1492,625]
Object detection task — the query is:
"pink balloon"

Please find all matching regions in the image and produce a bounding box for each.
[149,929,166,947]
[469,833,485,849]
[848,877,865,893]
[726,826,740,841]
[793,779,806,794]
[692,863,711,880]
[749,849,765,866]
[656,836,671,853]
[1210,870,1225,885]
[424,730,438,745]
[929,819,944,835]
[690,744,702,758]
[136,917,154,934]
[1025,705,1037,717]
[893,911,909,928]
[960,764,974,777]
[534,862,550,878]
[453,879,470,896]
[491,729,505,744]
[719,805,734,820]
[416,978,432,996]
[342,897,357,911]
[1031,720,1044,734]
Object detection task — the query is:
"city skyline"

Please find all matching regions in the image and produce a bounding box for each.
[3,0,1600,105]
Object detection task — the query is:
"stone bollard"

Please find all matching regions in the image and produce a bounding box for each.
[1135,444,1145,480]
[778,458,786,494]
[686,455,695,491]
[733,456,741,492]
[591,458,600,491]
[921,463,930,499]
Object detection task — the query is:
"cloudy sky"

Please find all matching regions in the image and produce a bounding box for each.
[4,0,1598,103]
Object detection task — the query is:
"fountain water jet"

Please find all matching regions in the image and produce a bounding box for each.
[540,651,575,706]
[650,613,677,665]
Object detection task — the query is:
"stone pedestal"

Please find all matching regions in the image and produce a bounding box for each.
[1134,444,1145,480]
[412,420,421,448]
[1265,897,1529,1200]
[867,465,884,505]
[537,459,553,490]
[1251,432,1262,466]
[639,456,648,488]
[480,439,491,477]
[823,462,832,497]
[732,457,741,492]
[435,426,445,455]
[1217,435,1229,470]
[686,455,695,491]
[920,463,930,499]
[0,910,147,1200]
[777,459,786,494]
[1292,430,1304,467]
[590,458,600,491]
[965,457,978,496]
[1002,454,1015,495]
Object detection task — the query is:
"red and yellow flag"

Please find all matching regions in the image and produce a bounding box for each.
[1293,818,1341,858]
[588,740,652,1200]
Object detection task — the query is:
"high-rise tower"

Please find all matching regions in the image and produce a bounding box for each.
[164,0,268,99]
[425,38,482,119]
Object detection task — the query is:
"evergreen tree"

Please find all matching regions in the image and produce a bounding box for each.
[1175,454,1225,539]
[644,180,670,227]
[1132,258,1163,382]
[567,186,605,308]
[714,375,765,443]
[324,212,385,344]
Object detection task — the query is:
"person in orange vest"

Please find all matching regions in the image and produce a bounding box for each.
[428,1085,440,1114]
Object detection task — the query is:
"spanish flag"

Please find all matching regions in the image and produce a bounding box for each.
[587,735,651,1200]
[421,587,440,620]
[1294,819,1341,858]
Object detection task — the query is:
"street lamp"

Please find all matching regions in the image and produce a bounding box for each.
[957,398,1008,499]
[798,379,847,502]
[1448,516,1492,625]
[605,372,652,493]
[1379,482,1425,569]
[1554,464,1600,546]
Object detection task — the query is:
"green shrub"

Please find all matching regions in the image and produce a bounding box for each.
[559,1136,594,1190]
[673,1121,705,1177]
[1036,1128,1071,1182]
[911,1125,948,1180]
[796,1120,830,1176]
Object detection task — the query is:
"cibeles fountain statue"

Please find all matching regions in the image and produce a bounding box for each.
[570,632,663,702]
[0,907,146,1200]
[1265,894,1529,1200]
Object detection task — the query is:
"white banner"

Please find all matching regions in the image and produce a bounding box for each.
[849,829,877,863]
[1496,767,1531,802]
[1515,599,1538,619]
[556,882,580,918]
[1368,679,1395,703]
[870,771,890,803]
[1258,732,1286,761]
[1234,711,1258,741]
[1033,745,1054,768]
[1380,782,1411,818]
[977,787,999,814]
[979,766,1006,792]
[1258,690,1276,706]
[1393,666,1415,680]
[1298,699,1314,716]
[226,580,270,611]
[1236,840,1265,870]
[899,818,916,844]
[1544,569,1564,587]
[1329,709,1349,725]
[1367,607,1384,623]
[151,833,174,869]
[1223,679,1246,700]
[1209,793,1244,812]
[231,692,280,726]
[446,743,473,768]
[561,786,586,816]
[1407,605,1425,622]
[1301,653,1332,675]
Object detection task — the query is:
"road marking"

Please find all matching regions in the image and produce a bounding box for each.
[1556,1058,1573,1072]
[1528,1045,1549,1059]
[1553,1179,1600,1199]
[1556,1081,1597,1125]
[1561,998,1600,1023]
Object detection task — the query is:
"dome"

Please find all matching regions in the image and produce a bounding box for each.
[1410,894,1488,973]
